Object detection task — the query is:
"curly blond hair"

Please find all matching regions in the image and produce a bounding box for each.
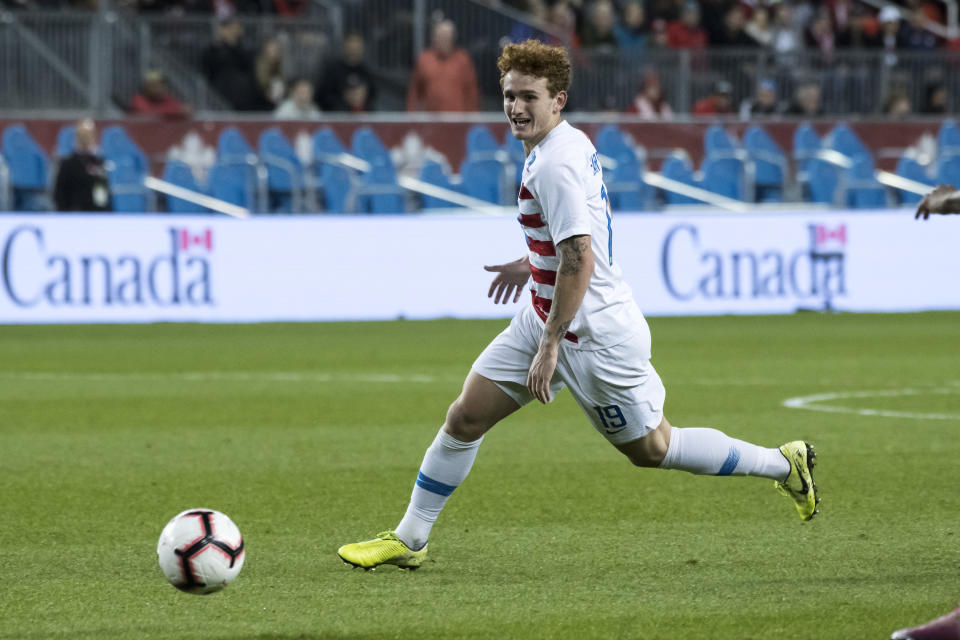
[497,39,571,97]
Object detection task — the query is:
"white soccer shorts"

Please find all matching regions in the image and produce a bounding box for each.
[471,305,666,445]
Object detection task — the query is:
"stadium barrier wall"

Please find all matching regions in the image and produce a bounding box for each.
[0,211,956,324]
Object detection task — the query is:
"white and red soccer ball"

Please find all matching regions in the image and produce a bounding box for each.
[157,508,245,594]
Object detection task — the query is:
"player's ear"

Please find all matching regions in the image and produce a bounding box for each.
[554,90,567,112]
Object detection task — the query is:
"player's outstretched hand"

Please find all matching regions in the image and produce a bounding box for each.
[916,184,960,219]
[484,256,531,304]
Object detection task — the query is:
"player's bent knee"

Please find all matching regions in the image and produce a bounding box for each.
[616,423,670,468]
[443,399,489,442]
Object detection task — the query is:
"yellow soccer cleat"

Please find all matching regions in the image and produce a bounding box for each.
[337,531,427,570]
[775,441,820,521]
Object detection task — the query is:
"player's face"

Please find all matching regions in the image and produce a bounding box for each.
[503,71,566,150]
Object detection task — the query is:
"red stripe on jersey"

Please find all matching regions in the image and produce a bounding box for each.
[518,213,545,228]
[529,264,556,286]
[519,185,534,200]
[526,236,556,256]
[530,291,579,343]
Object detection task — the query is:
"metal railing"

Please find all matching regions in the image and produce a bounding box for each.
[1,6,960,115]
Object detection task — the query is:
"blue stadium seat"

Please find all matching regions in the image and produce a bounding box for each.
[659,155,698,205]
[793,124,821,201]
[936,153,960,187]
[936,119,960,157]
[313,127,346,156]
[894,156,933,206]
[101,125,149,175]
[258,128,303,213]
[109,156,148,212]
[704,125,738,156]
[207,162,257,209]
[744,126,786,202]
[701,156,745,200]
[217,127,255,158]
[55,125,76,158]
[310,128,352,213]
[807,156,842,205]
[844,155,886,208]
[418,160,461,209]
[503,130,526,185]
[606,149,645,211]
[1,125,50,211]
[824,123,870,161]
[466,125,500,156]
[461,157,508,204]
[161,160,206,213]
[355,154,405,214]
[351,127,389,162]
[595,124,631,158]
[320,163,351,213]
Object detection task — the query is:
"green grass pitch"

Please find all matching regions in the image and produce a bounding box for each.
[1,313,958,639]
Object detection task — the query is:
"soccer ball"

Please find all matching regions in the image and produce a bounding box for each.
[157,508,245,594]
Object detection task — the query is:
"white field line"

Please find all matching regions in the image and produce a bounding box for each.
[0,371,440,384]
[783,388,960,421]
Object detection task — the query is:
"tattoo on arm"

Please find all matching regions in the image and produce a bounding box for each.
[558,235,591,276]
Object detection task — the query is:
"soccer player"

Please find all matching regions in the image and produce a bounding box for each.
[916,184,960,219]
[891,606,960,639]
[337,40,819,571]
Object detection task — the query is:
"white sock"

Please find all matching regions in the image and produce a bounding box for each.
[394,429,482,550]
[657,427,789,480]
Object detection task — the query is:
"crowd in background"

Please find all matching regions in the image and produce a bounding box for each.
[7,0,954,118]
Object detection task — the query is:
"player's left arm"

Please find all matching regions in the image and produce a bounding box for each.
[526,234,594,403]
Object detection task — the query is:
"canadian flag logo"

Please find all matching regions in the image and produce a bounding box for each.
[179,229,212,252]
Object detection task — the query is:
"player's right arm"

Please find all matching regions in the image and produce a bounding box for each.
[916,185,960,219]
[484,256,530,304]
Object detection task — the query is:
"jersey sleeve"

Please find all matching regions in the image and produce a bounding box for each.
[535,153,592,245]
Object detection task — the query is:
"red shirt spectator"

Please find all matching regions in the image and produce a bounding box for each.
[129,70,190,119]
[407,20,479,112]
[667,1,708,48]
[693,80,734,115]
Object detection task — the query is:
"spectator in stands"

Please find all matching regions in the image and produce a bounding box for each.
[922,82,948,113]
[715,5,758,47]
[509,0,549,43]
[53,118,112,212]
[771,3,803,58]
[693,79,734,115]
[744,5,774,48]
[614,0,647,51]
[128,69,191,119]
[700,0,734,45]
[806,9,837,63]
[838,12,881,48]
[627,72,674,119]
[739,78,781,119]
[786,81,825,116]
[647,18,670,49]
[882,90,912,117]
[274,78,321,120]
[406,20,479,112]
[667,1,708,49]
[201,18,270,111]
[878,5,902,65]
[580,0,617,48]
[255,37,286,107]
[315,32,377,112]
[899,9,939,49]
[547,1,580,47]
[647,0,680,23]
[342,75,371,113]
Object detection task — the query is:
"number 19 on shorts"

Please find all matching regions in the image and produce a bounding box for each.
[593,404,627,433]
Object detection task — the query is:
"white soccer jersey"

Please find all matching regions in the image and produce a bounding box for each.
[517,120,648,351]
